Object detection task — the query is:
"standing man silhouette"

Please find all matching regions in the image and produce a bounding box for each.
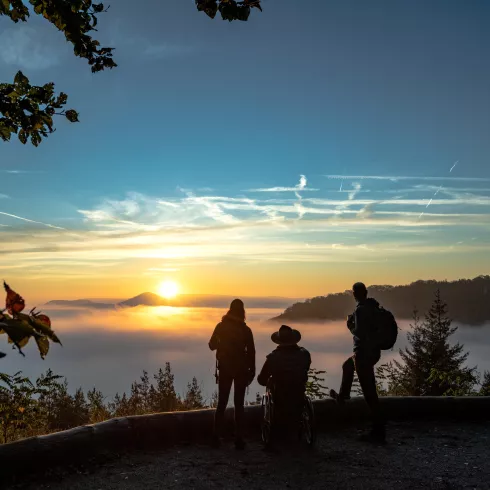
[330,282,385,443]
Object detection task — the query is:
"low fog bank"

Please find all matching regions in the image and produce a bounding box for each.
[1,307,489,403]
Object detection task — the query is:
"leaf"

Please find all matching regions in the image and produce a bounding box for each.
[18,129,27,145]
[0,124,12,142]
[65,109,79,123]
[35,336,50,360]
[31,133,42,147]
[196,0,218,18]
[28,315,62,346]
[14,71,28,87]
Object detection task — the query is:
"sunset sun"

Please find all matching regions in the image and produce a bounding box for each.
[158,280,180,299]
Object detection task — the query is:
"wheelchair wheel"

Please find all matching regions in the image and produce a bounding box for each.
[301,396,316,447]
[261,392,273,447]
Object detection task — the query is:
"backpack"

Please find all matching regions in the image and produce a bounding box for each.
[216,320,250,369]
[374,306,398,350]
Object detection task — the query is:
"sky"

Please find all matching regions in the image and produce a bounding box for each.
[1,0,490,303]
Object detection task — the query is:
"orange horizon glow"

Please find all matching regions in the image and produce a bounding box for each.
[9,258,489,307]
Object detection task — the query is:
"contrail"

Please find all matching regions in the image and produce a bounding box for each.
[0,211,65,230]
[419,185,444,219]
[418,160,460,220]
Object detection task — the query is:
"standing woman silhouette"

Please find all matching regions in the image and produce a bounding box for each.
[209,299,255,449]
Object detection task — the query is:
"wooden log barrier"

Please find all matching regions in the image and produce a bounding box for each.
[0,397,489,482]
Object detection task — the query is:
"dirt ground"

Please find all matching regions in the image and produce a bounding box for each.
[9,420,490,490]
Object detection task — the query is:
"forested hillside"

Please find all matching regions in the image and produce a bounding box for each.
[272,276,490,325]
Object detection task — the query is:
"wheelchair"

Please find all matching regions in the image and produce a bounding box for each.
[261,378,316,448]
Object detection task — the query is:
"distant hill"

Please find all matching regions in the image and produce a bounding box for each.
[119,293,299,309]
[45,299,115,309]
[272,276,490,326]
[119,292,165,307]
[47,294,299,310]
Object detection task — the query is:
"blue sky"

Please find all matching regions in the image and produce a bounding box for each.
[0,0,489,300]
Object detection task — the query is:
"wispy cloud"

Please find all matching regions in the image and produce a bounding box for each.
[147,268,180,273]
[2,175,490,281]
[326,174,490,182]
[0,25,65,70]
[357,203,375,219]
[248,175,318,193]
[0,170,42,174]
[348,182,362,200]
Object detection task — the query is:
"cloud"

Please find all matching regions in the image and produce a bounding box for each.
[248,175,318,193]
[0,170,41,174]
[0,24,65,70]
[357,203,375,219]
[147,268,180,273]
[2,174,490,280]
[325,174,490,182]
[348,182,362,200]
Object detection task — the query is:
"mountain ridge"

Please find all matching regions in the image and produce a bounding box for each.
[46,294,301,310]
[271,275,490,326]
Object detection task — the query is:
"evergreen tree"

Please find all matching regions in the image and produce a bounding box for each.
[183,377,205,410]
[110,392,131,417]
[87,388,110,423]
[381,291,478,396]
[153,363,179,412]
[480,371,490,396]
[210,390,219,408]
[36,372,88,431]
[127,371,154,415]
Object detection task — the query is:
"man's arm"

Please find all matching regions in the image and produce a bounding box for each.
[208,324,221,351]
[352,305,371,340]
[257,358,272,387]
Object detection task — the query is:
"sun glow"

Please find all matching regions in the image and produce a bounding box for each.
[158,280,180,299]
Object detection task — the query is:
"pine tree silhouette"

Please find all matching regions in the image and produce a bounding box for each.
[382,290,478,396]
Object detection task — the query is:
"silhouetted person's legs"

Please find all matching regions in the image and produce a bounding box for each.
[214,372,233,440]
[355,351,385,440]
[233,374,248,448]
[338,356,355,400]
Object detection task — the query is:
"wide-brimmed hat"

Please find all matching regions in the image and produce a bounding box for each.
[271,325,301,345]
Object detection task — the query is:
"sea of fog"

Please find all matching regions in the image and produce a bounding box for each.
[2,306,490,404]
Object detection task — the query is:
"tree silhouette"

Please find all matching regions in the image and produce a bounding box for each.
[153,363,179,412]
[380,291,478,396]
[479,371,490,396]
[183,377,205,410]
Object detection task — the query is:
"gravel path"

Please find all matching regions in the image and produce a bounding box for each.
[11,420,490,490]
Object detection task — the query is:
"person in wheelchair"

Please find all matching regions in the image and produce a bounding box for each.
[257,325,311,440]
